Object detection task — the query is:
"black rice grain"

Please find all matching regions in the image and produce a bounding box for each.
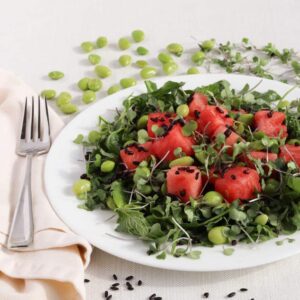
[240,288,248,292]
[84,279,90,283]
[137,280,143,286]
[126,275,134,281]
[203,292,209,298]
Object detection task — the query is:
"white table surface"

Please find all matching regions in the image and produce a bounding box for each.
[1,0,300,299]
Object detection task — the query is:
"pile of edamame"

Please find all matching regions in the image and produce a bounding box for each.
[41,29,211,115]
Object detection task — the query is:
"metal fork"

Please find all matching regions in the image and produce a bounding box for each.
[7,97,51,248]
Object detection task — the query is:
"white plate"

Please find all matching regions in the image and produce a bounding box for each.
[45,74,300,272]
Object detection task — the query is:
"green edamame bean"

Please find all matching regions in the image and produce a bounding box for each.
[56,92,72,107]
[41,89,56,100]
[169,156,194,168]
[60,103,78,114]
[167,43,184,57]
[118,37,131,50]
[255,214,269,225]
[138,184,152,195]
[81,41,94,53]
[135,60,148,68]
[88,78,102,91]
[120,77,137,88]
[88,130,101,143]
[187,67,200,75]
[48,71,64,80]
[157,52,173,64]
[118,55,132,67]
[176,104,189,117]
[132,29,145,42]
[82,90,96,104]
[237,113,254,126]
[191,51,205,65]
[107,84,121,95]
[162,62,178,75]
[202,191,224,207]
[101,160,115,173]
[208,226,228,245]
[94,65,112,78]
[96,36,108,48]
[137,115,148,129]
[77,78,89,91]
[136,46,148,55]
[88,54,101,65]
[201,39,215,51]
[235,123,245,135]
[140,66,157,79]
[72,179,91,196]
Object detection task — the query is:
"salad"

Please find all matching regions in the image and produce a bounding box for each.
[73,79,300,259]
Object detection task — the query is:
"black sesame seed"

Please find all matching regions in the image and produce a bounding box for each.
[230,174,236,180]
[126,275,134,281]
[80,173,89,180]
[106,295,112,300]
[267,111,273,118]
[194,110,201,119]
[195,172,200,180]
[203,292,209,298]
[137,280,143,286]
[150,117,159,122]
[149,293,156,299]
[104,291,108,297]
[111,283,120,287]
[84,278,90,283]
[227,292,236,298]
[175,170,180,175]
[110,286,119,291]
[224,128,232,137]
[240,288,248,292]
[216,106,224,114]
[179,189,186,197]
[243,169,250,174]
[231,240,237,246]
[112,274,118,280]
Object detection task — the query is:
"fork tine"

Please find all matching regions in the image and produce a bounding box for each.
[44,98,51,136]
[31,97,34,140]
[37,96,41,139]
[20,98,27,139]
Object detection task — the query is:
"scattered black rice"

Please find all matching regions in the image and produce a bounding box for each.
[106,295,112,300]
[203,292,209,298]
[153,297,162,300]
[149,293,156,299]
[126,275,134,281]
[104,291,108,298]
[240,288,248,292]
[231,240,237,246]
[110,286,119,291]
[84,279,90,283]
[227,292,236,298]
[137,280,143,286]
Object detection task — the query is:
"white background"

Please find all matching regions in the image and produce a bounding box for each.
[1,0,300,299]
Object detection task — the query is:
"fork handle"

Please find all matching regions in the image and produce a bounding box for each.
[7,155,34,248]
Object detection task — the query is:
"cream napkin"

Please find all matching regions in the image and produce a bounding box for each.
[0,69,92,300]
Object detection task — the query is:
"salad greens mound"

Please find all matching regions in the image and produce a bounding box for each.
[73,79,300,259]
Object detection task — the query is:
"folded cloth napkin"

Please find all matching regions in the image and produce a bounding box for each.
[0,69,92,300]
